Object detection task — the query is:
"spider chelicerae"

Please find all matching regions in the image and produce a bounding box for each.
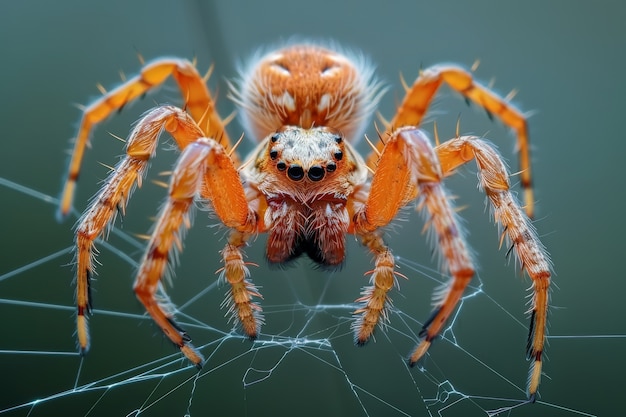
[59,41,551,400]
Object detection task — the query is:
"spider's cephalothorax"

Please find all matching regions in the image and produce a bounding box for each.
[60,42,551,401]
[248,126,368,266]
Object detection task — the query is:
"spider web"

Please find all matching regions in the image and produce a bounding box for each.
[0,169,603,417]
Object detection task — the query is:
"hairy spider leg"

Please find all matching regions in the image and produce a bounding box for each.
[353,128,475,354]
[433,135,552,401]
[60,58,234,219]
[351,233,397,343]
[358,129,551,401]
[64,43,552,400]
[368,65,534,218]
[219,231,264,339]
[134,129,255,366]
[73,106,252,359]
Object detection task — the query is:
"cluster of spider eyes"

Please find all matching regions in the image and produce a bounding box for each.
[269,133,344,182]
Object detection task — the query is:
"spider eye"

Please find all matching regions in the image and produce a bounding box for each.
[308,165,325,181]
[334,150,343,161]
[334,136,343,144]
[277,161,287,171]
[271,134,279,143]
[326,162,336,172]
[287,164,305,181]
[269,149,278,160]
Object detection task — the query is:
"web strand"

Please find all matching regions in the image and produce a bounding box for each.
[0,178,606,417]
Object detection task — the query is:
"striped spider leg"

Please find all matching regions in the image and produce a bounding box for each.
[354,127,550,401]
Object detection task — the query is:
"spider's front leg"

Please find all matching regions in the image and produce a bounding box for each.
[352,128,475,351]
[133,130,257,367]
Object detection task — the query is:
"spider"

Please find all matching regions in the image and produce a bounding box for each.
[59,42,551,401]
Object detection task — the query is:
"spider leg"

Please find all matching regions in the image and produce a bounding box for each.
[74,106,251,359]
[220,232,264,339]
[60,58,234,219]
[74,106,201,353]
[368,65,534,217]
[134,136,255,367]
[435,135,552,401]
[353,128,475,353]
[352,233,396,344]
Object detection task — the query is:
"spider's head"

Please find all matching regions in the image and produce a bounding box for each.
[252,126,366,199]
[263,126,344,182]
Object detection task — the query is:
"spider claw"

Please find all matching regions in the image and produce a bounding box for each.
[354,334,369,347]
[407,354,427,370]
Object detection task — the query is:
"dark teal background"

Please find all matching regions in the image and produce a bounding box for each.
[0,1,623,416]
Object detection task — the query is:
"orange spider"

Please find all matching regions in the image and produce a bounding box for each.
[59,42,551,401]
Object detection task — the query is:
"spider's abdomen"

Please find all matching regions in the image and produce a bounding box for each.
[265,198,349,266]
[233,44,382,143]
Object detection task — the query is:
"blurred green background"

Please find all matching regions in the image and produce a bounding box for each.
[1,1,624,416]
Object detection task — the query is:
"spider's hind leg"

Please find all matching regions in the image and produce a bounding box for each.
[435,135,552,400]
[367,64,534,217]
[73,106,202,356]
[60,57,234,218]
